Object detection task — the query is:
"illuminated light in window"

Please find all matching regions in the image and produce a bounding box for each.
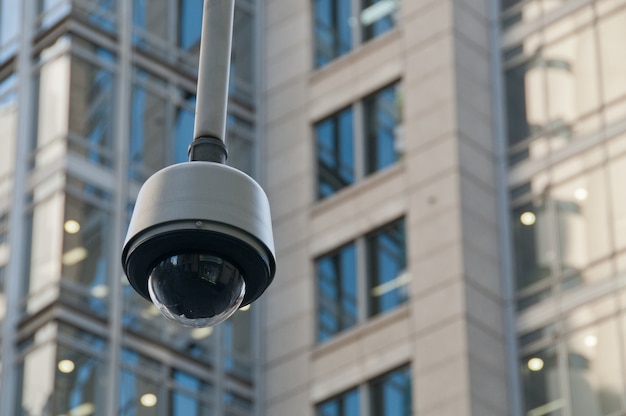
[191,326,214,340]
[584,335,598,347]
[520,211,536,226]
[140,304,161,320]
[527,357,544,372]
[361,0,398,26]
[90,284,109,299]
[371,271,411,297]
[574,188,588,201]
[62,247,88,266]
[140,393,158,407]
[58,359,75,374]
[60,403,95,416]
[239,304,251,312]
[64,220,81,234]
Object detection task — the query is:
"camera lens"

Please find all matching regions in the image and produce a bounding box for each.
[147,253,245,327]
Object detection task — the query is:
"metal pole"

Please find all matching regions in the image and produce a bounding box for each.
[190,0,235,163]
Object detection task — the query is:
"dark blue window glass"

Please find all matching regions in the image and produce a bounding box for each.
[171,371,210,416]
[174,93,196,164]
[316,107,354,199]
[316,243,358,342]
[370,366,412,416]
[314,0,352,68]
[367,218,407,316]
[179,0,202,50]
[129,70,167,182]
[364,82,401,174]
[316,388,360,416]
[361,0,398,41]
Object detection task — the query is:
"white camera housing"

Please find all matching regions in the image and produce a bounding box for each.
[121,161,276,326]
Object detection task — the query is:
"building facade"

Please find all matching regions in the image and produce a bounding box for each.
[0,0,261,415]
[3,0,626,416]
[262,0,626,415]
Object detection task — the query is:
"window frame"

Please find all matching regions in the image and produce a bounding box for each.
[315,217,408,343]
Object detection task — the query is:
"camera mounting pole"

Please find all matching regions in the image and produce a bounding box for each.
[189,0,235,164]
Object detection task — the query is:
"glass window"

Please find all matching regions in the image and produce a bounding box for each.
[61,182,112,316]
[367,219,408,317]
[231,7,254,99]
[0,74,17,181]
[129,70,168,182]
[511,161,613,309]
[68,52,116,167]
[314,0,352,68]
[316,107,354,199]
[598,7,626,121]
[566,320,623,416]
[223,309,253,379]
[0,0,20,62]
[39,0,71,30]
[119,349,161,416]
[174,96,195,164]
[53,330,107,416]
[521,347,562,416]
[609,153,626,252]
[226,114,255,175]
[316,243,357,342]
[178,0,202,52]
[361,0,398,41]
[316,388,360,416]
[171,370,212,416]
[225,392,253,416]
[520,310,625,416]
[369,366,412,416]
[133,0,168,43]
[363,82,402,174]
[74,0,116,32]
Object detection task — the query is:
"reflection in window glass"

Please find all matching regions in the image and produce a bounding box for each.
[133,0,168,41]
[174,93,196,163]
[316,108,354,199]
[512,200,550,292]
[609,154,626,251]
[75,0,116,32]
[119,349,160,416]
[231,7,254,97]
[61,186,112,315]
[598,7,626,109]
[314,0,352,68]
[0,74,17,180]
[224,310,253,379]
[567,320,622,416]
[225,392,253,416]
[367,218,407,317]
[179,0,202,51]
[316,243,357,342]
[39,0,71,30]
[68,52,116,167]
[0,0,20,61]
[171,370,212,416]
[364,82,401,174]
[361,0,398,41]
[316,388,359,416]
[53,334,107,416]
[521,347,561,415]
[129,71,168,182]
[369,366,412,416]
[227,114,255,175]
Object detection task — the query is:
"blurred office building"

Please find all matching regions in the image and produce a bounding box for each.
[2,0,626,415]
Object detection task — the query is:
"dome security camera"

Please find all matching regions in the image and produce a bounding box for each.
[121,161,276,327]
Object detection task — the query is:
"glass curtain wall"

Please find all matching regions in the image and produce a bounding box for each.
[2,0,261,414]
[503,1,626,414]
